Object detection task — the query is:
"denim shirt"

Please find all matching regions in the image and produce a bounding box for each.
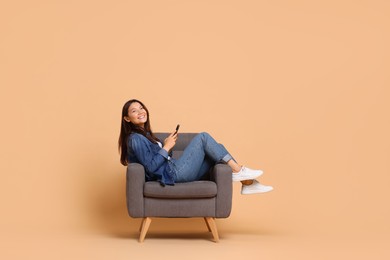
[127,133,176,185]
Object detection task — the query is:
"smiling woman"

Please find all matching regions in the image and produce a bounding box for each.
[125,102,147,127]
[118,99,273,193]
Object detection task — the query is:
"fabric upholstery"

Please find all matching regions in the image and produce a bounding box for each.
[144,181,217,199]
[211,164,233,218]
[144,198,216,217]
[155,133,198,151]
[126,163,145,218]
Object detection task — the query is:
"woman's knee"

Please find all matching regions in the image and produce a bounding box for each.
[197,132,213,143]
[199,132,210,139]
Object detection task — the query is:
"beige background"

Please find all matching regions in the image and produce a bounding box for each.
[1,0,389,259]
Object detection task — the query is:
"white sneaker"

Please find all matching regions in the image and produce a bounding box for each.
[241,180,273,195]
[232,166,263,182]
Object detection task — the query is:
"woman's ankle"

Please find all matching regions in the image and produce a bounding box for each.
[227,159,241,173]
[231,165,242,173]
[241,180,254,185]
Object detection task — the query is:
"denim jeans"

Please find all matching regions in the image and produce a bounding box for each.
[173,132,233,183]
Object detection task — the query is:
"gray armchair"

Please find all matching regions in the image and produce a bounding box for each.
[126,133,233,242]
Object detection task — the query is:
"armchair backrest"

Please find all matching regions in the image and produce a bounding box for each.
[155,133,198,159]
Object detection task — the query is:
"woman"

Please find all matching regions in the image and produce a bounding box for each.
[118,99,273,194]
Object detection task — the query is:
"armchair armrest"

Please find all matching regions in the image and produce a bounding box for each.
[210,164,233,218]
[126,163,145,218]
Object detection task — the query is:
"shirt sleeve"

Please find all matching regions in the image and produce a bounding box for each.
[130,135,169,173]
[158,148,170,160]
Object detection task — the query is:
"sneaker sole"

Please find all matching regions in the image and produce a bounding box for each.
[241,186,274,195]
[232,170,264,182]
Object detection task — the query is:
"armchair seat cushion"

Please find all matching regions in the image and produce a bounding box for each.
[144,181,217,199]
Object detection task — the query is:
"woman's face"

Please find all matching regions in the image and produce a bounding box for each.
[124,102,148,128]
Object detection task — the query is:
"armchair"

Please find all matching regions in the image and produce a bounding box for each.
[126,133,233,242]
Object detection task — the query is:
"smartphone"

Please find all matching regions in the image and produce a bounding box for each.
[174,124,180,135]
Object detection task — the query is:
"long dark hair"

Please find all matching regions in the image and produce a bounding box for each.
[118,99,160,166]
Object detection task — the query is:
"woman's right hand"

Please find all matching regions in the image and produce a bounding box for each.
[163,132,177,152]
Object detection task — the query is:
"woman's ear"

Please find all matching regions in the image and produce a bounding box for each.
[124,116,131,122]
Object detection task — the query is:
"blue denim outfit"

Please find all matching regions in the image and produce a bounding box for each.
[128,133,176,185]
[127,132,233,185]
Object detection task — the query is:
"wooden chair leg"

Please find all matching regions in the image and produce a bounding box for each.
[205,217,219,242]
[204,217,212,232]
[139,218,145,233]
[139,217,152,242]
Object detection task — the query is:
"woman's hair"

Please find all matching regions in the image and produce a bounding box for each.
[118,99,160,166]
